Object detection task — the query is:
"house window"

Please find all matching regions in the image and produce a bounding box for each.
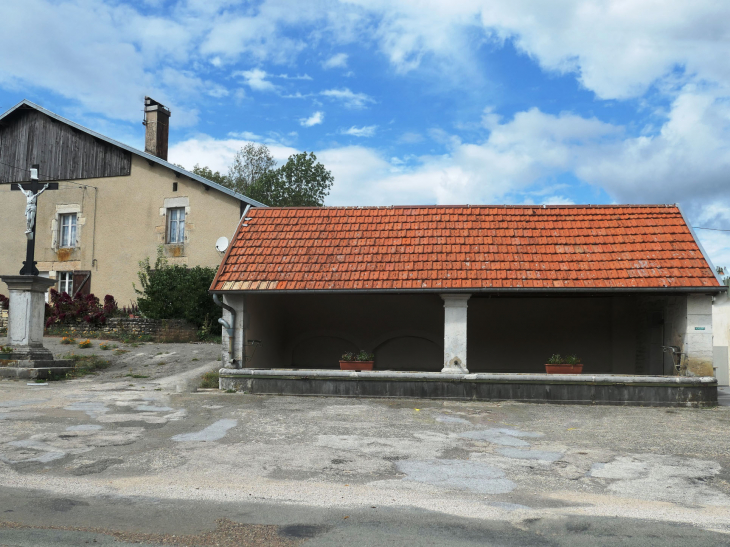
[59,213,77,248]
[58,272,73,295]
[167,207,185,244]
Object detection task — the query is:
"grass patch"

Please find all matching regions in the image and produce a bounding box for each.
[113,349,130,356]
[124,373,150,379]
[200,370,220,389]
[61,353,111,379]
[99,343,118,350]
[192,358,199,361]
[46,328,154,344]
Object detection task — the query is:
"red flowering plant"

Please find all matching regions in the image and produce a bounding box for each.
[45,289,118,328]
[0,294,8,309]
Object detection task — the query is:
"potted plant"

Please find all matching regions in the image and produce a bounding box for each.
[0,345,13,360]
[545,354,583,374]
[340,350,375,371]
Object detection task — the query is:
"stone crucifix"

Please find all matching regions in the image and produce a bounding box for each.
[18,181,49,237]
[0,163,59,275]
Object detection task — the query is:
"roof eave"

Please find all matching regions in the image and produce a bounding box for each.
[211,286,727,295]
[0,99,267,208]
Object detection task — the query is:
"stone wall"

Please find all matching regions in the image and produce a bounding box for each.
[46,317,200,342]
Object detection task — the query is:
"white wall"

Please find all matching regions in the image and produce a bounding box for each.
[712,292,730,385]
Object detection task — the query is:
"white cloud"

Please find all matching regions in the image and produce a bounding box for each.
[168,134,297,173]
[234,68,278,92]
[300,111,325,127]
[4,0,730,128]
[321,88,375,109]
[275,73,313,80]
[342,125,377,137]
[346,0,730,101]
[227,131,263,141]
[322,53,349,69]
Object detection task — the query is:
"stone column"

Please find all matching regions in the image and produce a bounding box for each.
[441,294,470,374]
[1,275,55,360]
[220,294,246,369]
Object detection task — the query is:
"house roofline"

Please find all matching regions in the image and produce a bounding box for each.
[0,99,267,208]
[242,204,679,211]
[211,286,727,295]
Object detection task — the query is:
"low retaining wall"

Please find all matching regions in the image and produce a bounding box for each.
[219,369,718,407]
[47,317,199,342]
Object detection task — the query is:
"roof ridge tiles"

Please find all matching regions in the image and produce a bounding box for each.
[212,203,720,292]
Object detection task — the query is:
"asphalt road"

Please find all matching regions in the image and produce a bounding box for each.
[1,338,730,546]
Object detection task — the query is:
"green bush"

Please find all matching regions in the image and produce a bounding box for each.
[135,247,222,329]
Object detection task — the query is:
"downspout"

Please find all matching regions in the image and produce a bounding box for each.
[213,293,238,368]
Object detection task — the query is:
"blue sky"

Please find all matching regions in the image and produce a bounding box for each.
[2,0,730,268]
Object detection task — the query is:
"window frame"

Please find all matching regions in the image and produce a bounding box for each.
[166,207,185,244]
[58,271,73,295]
[59,213,77,248]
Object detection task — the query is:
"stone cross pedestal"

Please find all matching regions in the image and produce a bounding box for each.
[0,275,73,379]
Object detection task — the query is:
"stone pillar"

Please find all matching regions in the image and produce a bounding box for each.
[685,294,714,377]
[220,294,246,369]
[441,294,470,374]
[1,275,55,360]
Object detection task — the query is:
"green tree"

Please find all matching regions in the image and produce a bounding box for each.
[227,142,276,196]
[134,247,221,329]
[191,164,229,186]
[189,143,334,206]
[249,152,333,206]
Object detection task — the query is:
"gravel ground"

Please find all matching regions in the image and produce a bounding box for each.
[1,336,730,545]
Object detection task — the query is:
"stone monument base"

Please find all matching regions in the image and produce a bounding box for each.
[0,274,75,380]
[0,357,75,380]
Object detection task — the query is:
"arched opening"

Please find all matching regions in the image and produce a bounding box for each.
[375,336,441,371]
[291,336,358,368]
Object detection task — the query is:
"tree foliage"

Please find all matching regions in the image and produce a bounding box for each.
[190,143,333,207]
[134,247,221,328]
[227,142,276,196]
[192,164,229,187]
[250,152,333,206]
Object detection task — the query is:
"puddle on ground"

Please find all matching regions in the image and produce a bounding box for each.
[64,401,109,418]
[588,454,730,506]
[66,425,103,431]
[397,459,517,494]
[435,415,472,425]
[498,448,563,462]
[1,439,67,463]
[489,501,531,511]
[459,428,543,447]
[135,405,173,412]
[172,419,238,442]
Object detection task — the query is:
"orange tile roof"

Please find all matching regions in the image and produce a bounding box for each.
[211,205,721,292]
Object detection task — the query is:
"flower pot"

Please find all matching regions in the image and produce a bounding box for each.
[0,354,12,361]
[545,364,583,374]
[339,360,374,371]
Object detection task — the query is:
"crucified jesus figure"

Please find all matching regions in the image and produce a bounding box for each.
[17,183,49,235]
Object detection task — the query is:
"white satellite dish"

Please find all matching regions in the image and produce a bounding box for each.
[215,236,229,252]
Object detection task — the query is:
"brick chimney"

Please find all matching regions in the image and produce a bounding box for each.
[143,97,171,161]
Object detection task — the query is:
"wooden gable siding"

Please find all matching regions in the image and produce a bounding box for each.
[0,108,131,183]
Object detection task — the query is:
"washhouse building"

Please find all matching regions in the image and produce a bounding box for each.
[211,205,724,379]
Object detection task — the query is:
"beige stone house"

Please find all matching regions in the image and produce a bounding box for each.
[0,98,263,305]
